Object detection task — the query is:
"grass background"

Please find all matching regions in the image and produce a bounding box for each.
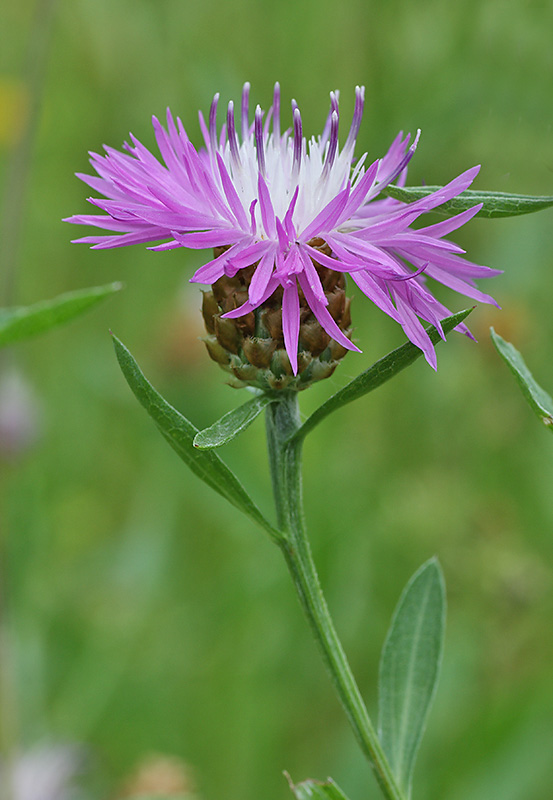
[1,0,553,798]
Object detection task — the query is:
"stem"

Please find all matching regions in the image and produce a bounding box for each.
[266,393,405,800]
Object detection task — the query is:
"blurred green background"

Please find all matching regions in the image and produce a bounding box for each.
[1,0,553,798]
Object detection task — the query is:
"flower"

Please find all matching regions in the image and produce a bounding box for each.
[66,83,500,372]
[0,745,86,800]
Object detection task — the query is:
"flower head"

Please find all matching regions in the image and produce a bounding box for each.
[66,83,500,374]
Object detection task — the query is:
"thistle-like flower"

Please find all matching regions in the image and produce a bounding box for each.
[66,83,500,382]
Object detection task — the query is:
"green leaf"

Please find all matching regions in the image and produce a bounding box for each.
[382,184,553,218]
[292,308,473,442]
[378,558,446,798]
[193,393,276,449]
[112,334,281,542]
[0,282,122,347]
[490,328,553,431]
[287,774,351,800]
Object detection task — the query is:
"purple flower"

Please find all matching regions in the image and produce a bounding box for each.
[66,83,500,372]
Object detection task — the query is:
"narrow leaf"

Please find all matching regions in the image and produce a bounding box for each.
[112,334,281,542]
[378,558,446,798]
[382,185,553,219]
[0,282,122,347]
[293,308,473,442]
[490,328,553,431]
[193,393,276,449]
[287,774,351,800]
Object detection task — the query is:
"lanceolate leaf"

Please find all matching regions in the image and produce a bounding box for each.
[193,393,276,449]
[490,328,553,431]
[287,775,351,800]
[292,308,473,442]
[0,282,122,347]
[378,559,446,798]
[112,335,281,542]
[382,185,553,219]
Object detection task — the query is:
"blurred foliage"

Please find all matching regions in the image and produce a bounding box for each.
[1,1,553,799]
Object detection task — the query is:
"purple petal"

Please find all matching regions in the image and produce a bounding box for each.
[416,204,483,237]
[336,158,379,223]
[248,249,277,304]
[255,105,266,176]
[282,282,301,374]
[273,82,281,140]
[222,275,281,317]
[344,85,365,151]
[257,174,277,239]
[215,153,249,230]
[297,246,329,305]
[350,270,403,324]
[227,239,273,270]
[389,284,438,369]
[298,273,361,353]
[299,184,351,241]
[189,246,241,283]
[171,228,245,249]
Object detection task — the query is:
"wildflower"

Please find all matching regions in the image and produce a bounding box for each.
[66,83,500,378]
[0,745,85,800]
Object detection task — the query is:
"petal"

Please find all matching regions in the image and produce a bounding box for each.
[298,273,361,353]
[248,248,277,305]
[171,228,245,249]
[257,173,277,239]
[350,271,403,324]
[215,152,250,230]
[189,244,244,283]
[389,283,438,369]
[222,275,281,317]
[299,183,350,241]
[297,246,329,305]
[282,282,301,375]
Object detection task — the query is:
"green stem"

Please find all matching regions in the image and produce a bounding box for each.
[266,393,406,800]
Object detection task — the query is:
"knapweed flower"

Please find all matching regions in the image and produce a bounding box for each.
[66,83,500,388]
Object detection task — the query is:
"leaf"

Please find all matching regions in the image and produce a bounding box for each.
[490,328,553,431]
[112,334,281,542]
[287,774,351,800]
[193,393,276,449]
[378,558,446,798]
[381,185,553,219]
[0,282,122,347]
[292,308,473,442]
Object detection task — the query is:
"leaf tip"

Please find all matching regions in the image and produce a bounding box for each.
[419,555,443,579]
